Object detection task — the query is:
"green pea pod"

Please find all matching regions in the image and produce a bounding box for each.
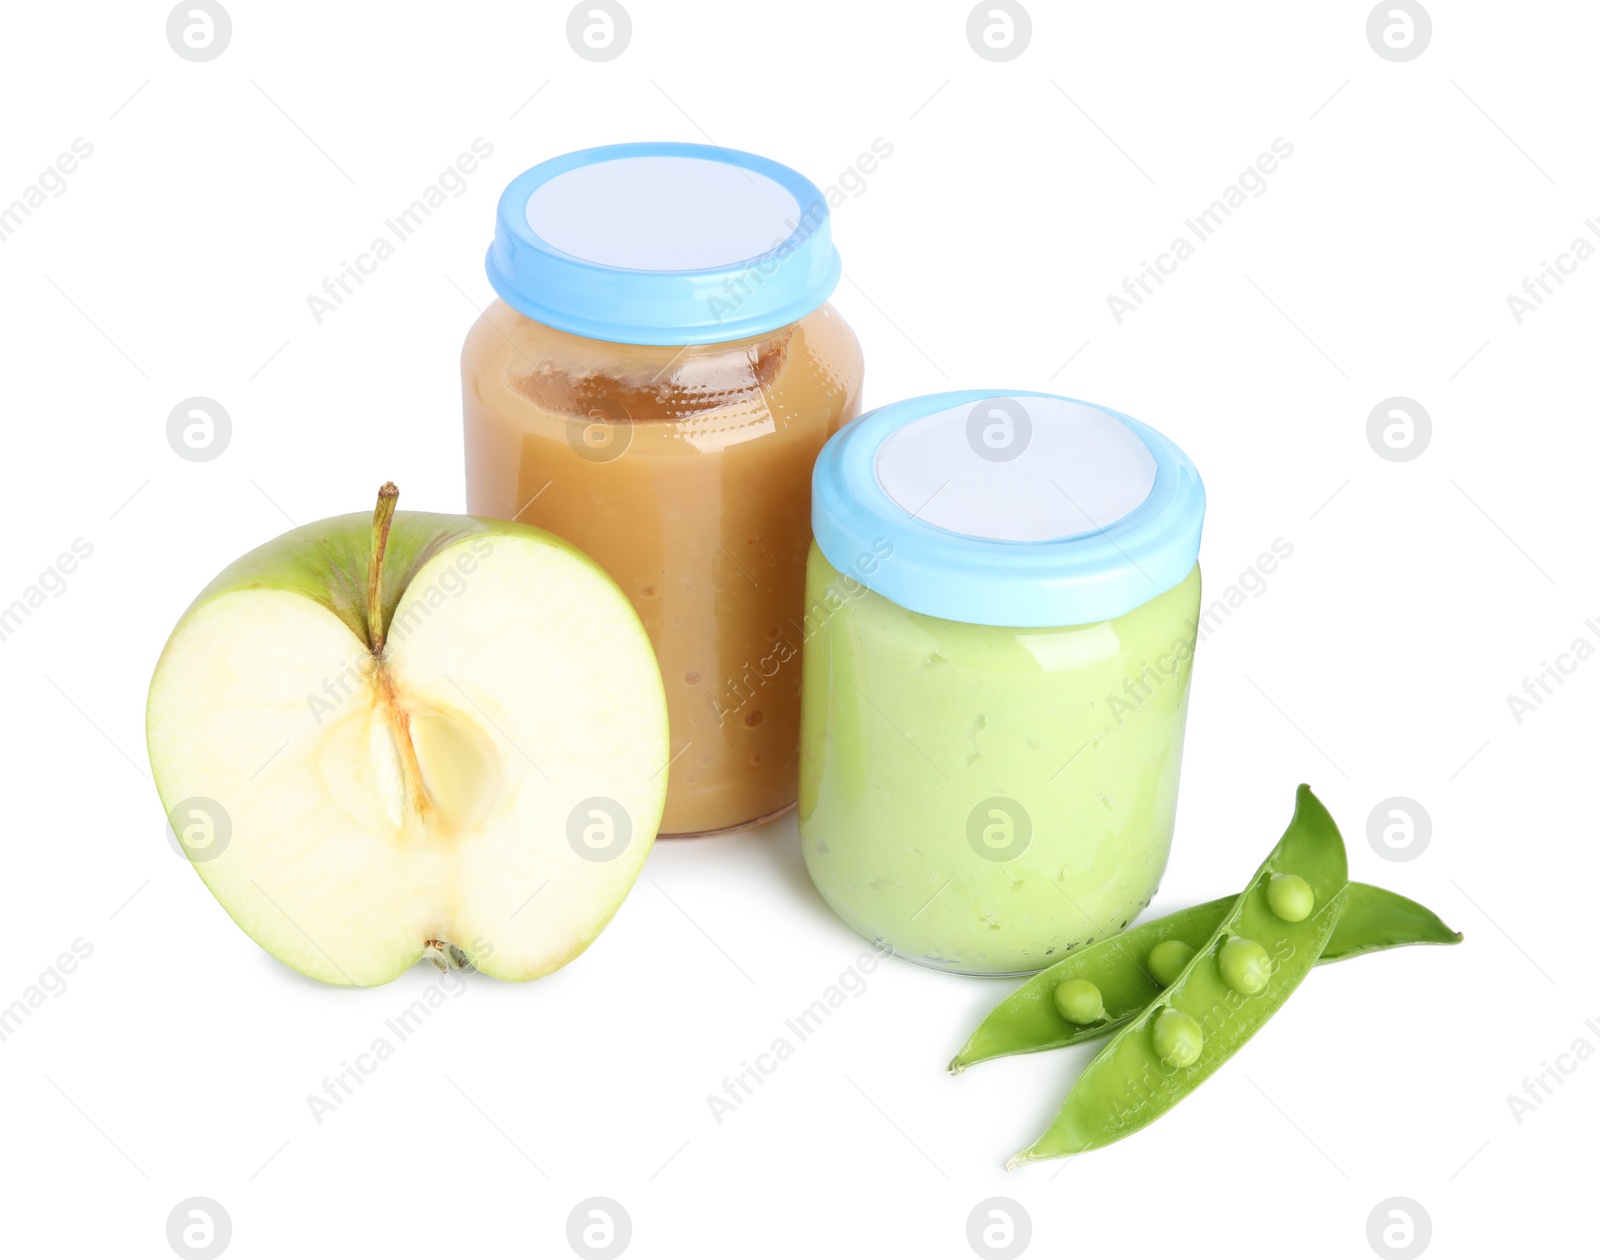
[1009,784,1350,1163]
[1322,883,1463,963]
[949,883,1459,1073]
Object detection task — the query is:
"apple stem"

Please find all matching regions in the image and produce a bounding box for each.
[368,482,399,656]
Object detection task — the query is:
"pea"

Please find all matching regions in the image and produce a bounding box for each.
[1217,937,1272,995]
[1147,939,1195,987]
[1053,978,1105,1025]
[1152,1008,1204,1068]
[1267,872,1315,922]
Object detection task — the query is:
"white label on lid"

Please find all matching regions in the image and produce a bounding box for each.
[524,156,806,271]
[873,396,1158,542]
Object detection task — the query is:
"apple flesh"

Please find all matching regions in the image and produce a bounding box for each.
[147,485,669,985]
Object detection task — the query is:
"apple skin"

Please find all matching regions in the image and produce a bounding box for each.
[167,508,491,646]
[147,506,670,985]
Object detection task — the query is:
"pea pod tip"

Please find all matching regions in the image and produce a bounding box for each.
[1005,1142,1079,1171]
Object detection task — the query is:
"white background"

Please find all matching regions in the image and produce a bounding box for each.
[1,2,1593,1257]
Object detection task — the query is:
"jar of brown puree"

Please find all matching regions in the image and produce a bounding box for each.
[463,143,864,836]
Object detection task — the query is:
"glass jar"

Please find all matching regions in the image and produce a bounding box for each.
[463,143,863,836]
[799,391,1206,974]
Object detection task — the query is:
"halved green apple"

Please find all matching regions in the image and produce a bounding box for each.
[147,485,668,985]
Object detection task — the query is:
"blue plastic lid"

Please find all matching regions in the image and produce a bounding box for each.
[811,391,1206,628]
[484,142,842,346]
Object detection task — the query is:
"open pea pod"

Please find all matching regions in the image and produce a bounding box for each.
[1009,783,1350,1163]
[950,882,1459,1073]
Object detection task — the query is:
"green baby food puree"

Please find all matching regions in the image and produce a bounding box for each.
[799,549,1201,975]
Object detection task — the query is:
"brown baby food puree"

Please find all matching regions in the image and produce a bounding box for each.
[463,302,862,835]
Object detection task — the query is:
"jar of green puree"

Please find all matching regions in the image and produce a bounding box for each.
[799,391,1206,975]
